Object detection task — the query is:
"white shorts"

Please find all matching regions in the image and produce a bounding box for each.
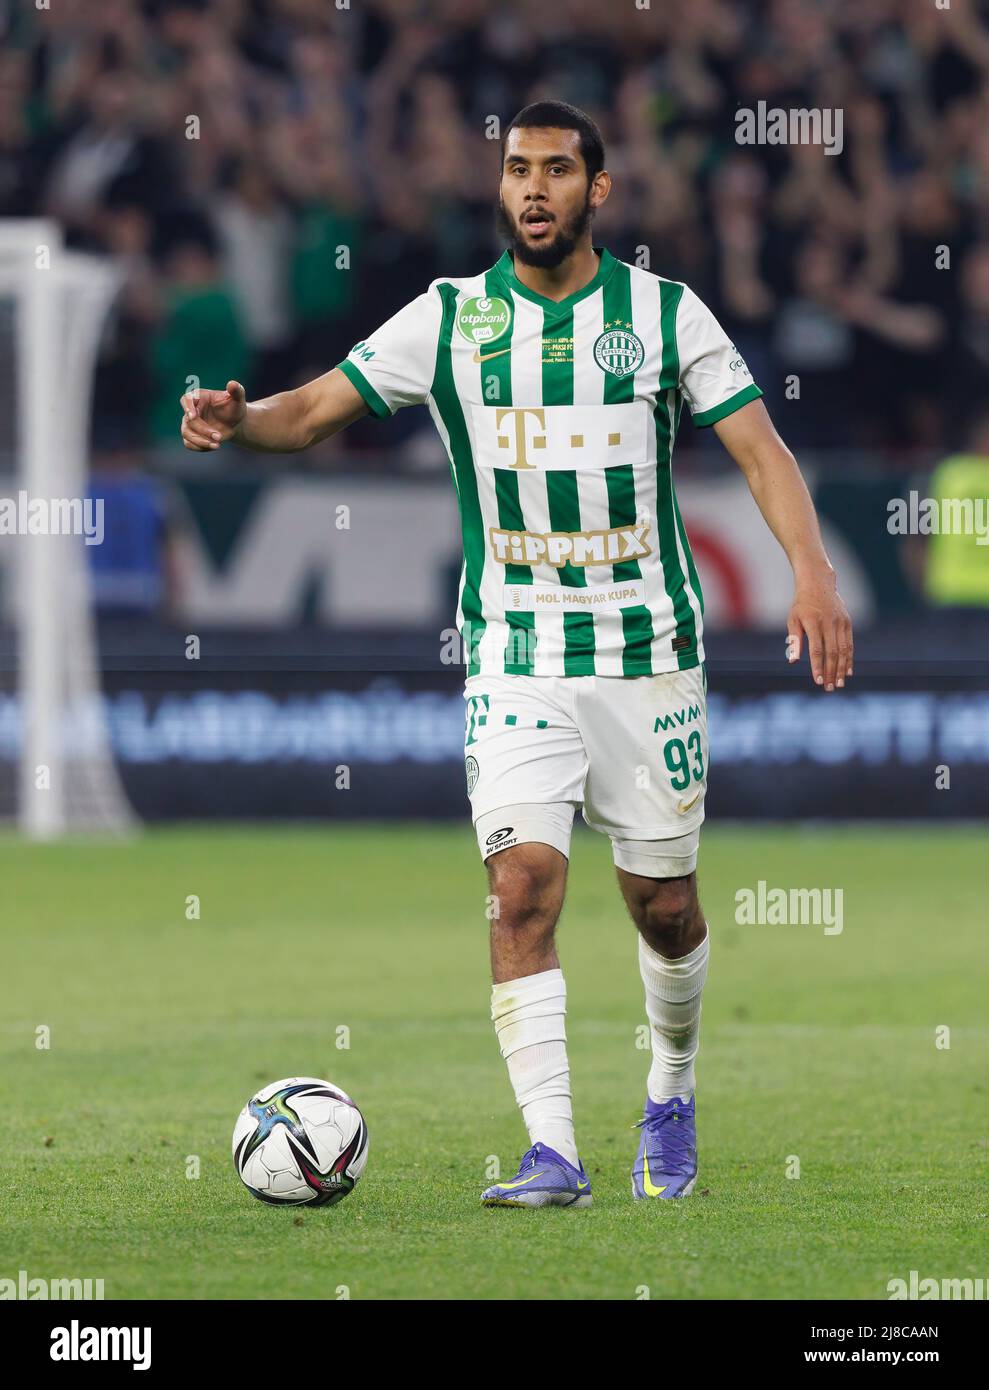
[463,667,708,877]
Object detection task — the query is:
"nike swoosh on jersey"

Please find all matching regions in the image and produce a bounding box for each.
[676,790,702,815]
[472,346,513,363]
[641,1152,668,1197]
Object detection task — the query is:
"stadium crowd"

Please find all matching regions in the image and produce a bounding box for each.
[2,0,988,461]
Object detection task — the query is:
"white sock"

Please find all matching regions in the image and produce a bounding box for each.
[638,927,710,1104]
[490,967,579,1167]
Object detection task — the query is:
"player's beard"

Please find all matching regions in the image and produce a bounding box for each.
[495,186,595,269]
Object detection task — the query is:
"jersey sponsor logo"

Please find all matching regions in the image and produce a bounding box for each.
[494,405,545,470]
[489,522,652,567]
[654,704,702,731]
[593,322,645,378]
[470,402,649,472]
[457,295,511,346]
[348,341,375,362]
[472,345,512,364]
[728,344,752,377]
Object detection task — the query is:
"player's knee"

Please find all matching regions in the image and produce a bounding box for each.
[487,844,565,936]
[637,880,699,952]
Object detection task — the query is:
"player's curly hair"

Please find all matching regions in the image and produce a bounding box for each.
[501,101,606,182]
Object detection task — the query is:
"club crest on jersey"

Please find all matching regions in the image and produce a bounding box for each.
[457,295,511,346]
[465,756,479,794]
[593,323,644,378]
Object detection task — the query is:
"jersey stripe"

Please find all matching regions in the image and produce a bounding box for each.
[601,258,635,405]
[510,295,566,672]
[574,290,620,676]
[603,263,653,673]
[606,463,655,674]
[545,468,596,674]
[666,311,704,652]
[541,305,595,672]
[494,469,537,673]
[627,266,672,676]
[483,270,535,674]
[670,392,705,618]
[540,303,572,407]
[431,281,486,674]
[655,280,697,669]
[481,268,514,408]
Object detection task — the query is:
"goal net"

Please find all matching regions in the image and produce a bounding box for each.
[0,219,137,837]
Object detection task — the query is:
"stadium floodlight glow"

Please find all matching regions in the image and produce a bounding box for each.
[0,220,137,837]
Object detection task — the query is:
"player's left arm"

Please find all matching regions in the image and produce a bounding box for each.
[713,398,853,692]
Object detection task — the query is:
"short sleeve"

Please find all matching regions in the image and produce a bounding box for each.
[335,284,443,418]
[676,285,762,427]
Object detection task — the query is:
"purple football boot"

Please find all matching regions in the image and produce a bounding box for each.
[482,1142,592,1208]
[631,1094,697,1199]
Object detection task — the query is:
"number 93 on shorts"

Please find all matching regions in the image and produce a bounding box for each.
[462,666,708,871]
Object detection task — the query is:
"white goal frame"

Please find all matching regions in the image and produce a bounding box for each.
[0,219,137,837]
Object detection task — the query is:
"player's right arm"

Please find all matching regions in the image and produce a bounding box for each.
[179,369,369,453]
[180,282,443,454]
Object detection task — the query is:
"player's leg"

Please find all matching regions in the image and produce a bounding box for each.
[617,851,708,1111]
[481,836,590,1206]
[579,666,710,1199]
[464,675,591,1208]
[616,849,708,1199]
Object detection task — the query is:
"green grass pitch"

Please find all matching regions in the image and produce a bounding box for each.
[3,823,986,1301]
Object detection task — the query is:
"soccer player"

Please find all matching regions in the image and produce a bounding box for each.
[181,100,853,1207]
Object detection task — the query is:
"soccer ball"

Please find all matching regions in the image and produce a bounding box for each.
[232,1077,369,1206]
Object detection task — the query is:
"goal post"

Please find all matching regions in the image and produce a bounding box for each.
[0,219,138,837]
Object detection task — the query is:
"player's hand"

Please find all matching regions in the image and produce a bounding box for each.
[179,381,246,451]
[786,571,854,692]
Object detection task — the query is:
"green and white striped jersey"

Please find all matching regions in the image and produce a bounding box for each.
[336,246,761,677]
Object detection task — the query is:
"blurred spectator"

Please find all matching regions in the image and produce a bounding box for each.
[949,241,989,445]
[41,67,176,244]
[212,159,294,399]
[149,236,250,442]
[92,200,158,448]
[924,411,989,609]
[86,447,177,617]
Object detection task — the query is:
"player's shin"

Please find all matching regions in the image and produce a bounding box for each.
[490,968,579,1168]
[638,927,710,1103]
